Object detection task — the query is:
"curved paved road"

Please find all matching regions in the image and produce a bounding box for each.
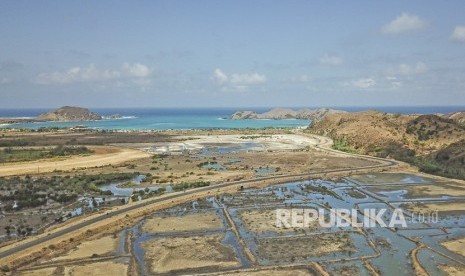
[0,135,398,260]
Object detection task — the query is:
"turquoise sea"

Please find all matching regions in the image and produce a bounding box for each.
[1,106,463,131]
[0,108,309,130]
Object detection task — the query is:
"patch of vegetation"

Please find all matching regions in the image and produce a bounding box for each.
[131,187,165,201]
[0,145,93,163]
[347,188,366,199]
[0,173,136,210]
[305,185,342,200]
[239,135,271,139]
[384,139,465,180]
[197,161,218,168]
[332,138,358,154]
[374,141,415,160]
[172,181,210,191]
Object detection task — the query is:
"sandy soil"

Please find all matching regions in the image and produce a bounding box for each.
[440,264,465,275]
[0,132,396,269]
[257,234,354,261]
[52,235,119,261]
[0,146,149,176]
[410,245,428,276]
[67,141,379,188]
[213,268,313,275]
[407,183,465,198]
[18,267,58,276]
[143,234,240,274]
[150,134,321,154]
[64,261,128,276]
[142,212,223,233]
[368,182,465,198]
[441,237,465,257]
[239,209,319,234]
[350,173,439,185]
[402,202,465,214]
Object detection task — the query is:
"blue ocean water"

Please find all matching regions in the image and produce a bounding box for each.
[0,108,308,130]
[0,106,463,130]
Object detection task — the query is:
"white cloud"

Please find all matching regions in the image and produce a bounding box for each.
[286,74,311,83]
[382,13,427,34]
[398,62,427,75]
[389,62,427,76]
[211,68,266,91]
[451,25,465,42]
[35,64,120,84]
[319,54,343,66]
[212,68,229,84]
[385,76,402,88]
[352,78,376,89]
[230,73,266,85]
[122,63,152,77]
[35,63,153,85]
[1,77,12,85]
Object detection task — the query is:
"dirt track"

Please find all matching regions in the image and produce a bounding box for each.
[0,146,149,177]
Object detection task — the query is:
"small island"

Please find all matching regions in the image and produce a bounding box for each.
[0,106,125,125]
[230,108,347,122]
[37,106,102,122]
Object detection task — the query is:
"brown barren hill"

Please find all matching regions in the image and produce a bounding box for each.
[230,108,346,121]
[309,111,465,156]
[308,110,465,180]
[37,106,102,121]
[442,110,465,125]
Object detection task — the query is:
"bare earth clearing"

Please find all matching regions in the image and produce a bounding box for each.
[141,212,223,233]
[17,267,58,276]
[440,264,465,275]
[63,261,128,276]
[51,234,119,261]
[0,146,149,176]
[257,234,354,261]
[441,237,465,257]
[239,209,319,234]
[402,202,465,214]
[209,268,314,275]
[142,234,240,274]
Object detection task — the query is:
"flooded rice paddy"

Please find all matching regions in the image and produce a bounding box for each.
[121,173,465,274]
[32,173,465,275]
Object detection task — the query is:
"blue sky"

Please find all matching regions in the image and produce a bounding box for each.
[1,1,464,108]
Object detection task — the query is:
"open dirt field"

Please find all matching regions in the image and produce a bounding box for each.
[239,209,319,234]
[440,264,465,275]
[406,183,465,198]
[52,234,119,261]
[350,173,438,185]
[256,233,354,262]
[402,202,465,214]
[64,261,128,276]
[142,234,240,274]
[18,267,58,276]
[212,268,314,275]
[153,134,320,153]
[368,182,465,198]
[70,142,378,188]
[441,237,465,257]
[142,212,223,233]
[0,146,149,176]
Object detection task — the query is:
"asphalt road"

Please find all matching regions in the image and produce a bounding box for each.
[0,139,398,260]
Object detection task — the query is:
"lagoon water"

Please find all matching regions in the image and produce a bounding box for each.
[1,106,464,130]
[0,108,310,130]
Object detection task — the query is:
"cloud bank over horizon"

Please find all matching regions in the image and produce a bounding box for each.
[0,1,464,108]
